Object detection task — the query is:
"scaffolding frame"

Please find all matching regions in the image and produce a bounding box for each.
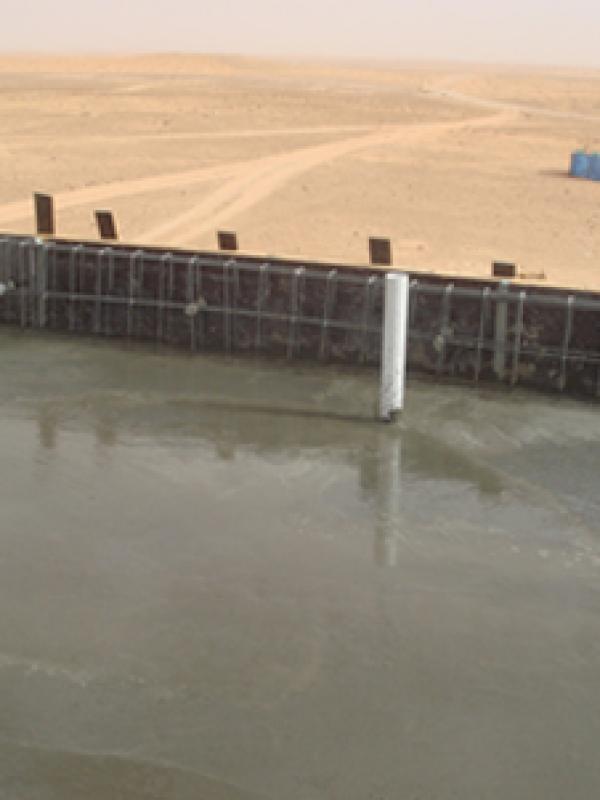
[1,235,599,403]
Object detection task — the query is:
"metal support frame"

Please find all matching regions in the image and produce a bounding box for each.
[1,235,600,412]
[510,291,526,386]
[436,283,454,375]
[559,296,575,391]
[360,276,377,364]
[287,267,305,360]
[475,287,491,381]
[493,279,510,380]
[319,270,338,360]
[255,263,269,351]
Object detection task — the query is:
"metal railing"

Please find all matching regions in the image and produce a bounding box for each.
[1,234,599,398]
[0,236,385,366]
[408,278,600,394]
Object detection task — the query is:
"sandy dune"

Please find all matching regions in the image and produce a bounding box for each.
[0,54,599,289]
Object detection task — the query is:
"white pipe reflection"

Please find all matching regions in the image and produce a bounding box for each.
[372,434,402,568]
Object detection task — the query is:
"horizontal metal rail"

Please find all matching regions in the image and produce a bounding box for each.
[38,290,381,334]
[410,278,600,312]
[43,241,378,287]
[408,330,600,365]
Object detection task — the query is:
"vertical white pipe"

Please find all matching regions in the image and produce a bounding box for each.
[380,272,409,421]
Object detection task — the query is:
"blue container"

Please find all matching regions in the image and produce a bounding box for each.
[570,150,590,177]
[588,153,600,181]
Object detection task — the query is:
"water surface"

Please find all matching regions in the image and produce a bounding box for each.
[1,329,599,799]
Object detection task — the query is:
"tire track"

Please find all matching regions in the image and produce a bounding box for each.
[12,124,373,146]
[0,161,239,228]
[426,83,600,124]
[0,127,374,229]
[141,109,515,246]
[0,107,512,241]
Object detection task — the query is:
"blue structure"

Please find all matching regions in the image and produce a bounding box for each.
[570,151,590,178]
[588,153,600,181]
[570,150,600,181]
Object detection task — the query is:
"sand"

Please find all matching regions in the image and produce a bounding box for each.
[0,54,599,290]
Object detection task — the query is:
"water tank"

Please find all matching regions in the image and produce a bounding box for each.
[588,153,600,181]
[570,150,590,178]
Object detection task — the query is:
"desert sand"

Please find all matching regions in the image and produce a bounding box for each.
[0,54,599,289]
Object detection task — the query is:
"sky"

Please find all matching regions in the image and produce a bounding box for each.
[2,0,600,67]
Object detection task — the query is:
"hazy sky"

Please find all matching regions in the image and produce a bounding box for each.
[2,0,599,67]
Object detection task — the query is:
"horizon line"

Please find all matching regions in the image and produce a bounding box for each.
[0,50,599,74]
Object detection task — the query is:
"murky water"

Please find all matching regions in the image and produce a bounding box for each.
[1,329,599,800]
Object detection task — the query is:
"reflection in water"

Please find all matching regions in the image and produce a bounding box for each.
[37,405,59,450]
[38,406,119,451]
[94,414,118,448]
[372,436,402,568]
[35,398,408,567]
[215,440,236,462]
[407,431,503,496]
[34,393,504,569]
[3,332,600,800]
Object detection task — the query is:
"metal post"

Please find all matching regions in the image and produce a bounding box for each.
[194,256,204,349]
[217,231,238,252]
[231,262,240,349]
[18,240,29,328]
[475,287,491,382]
[559,296,575,391]
[287,267,305,360]
[222,259,233,352]
[157,254,166,341]
[319,270,338,360]
[380,272,409,422]
[493,280,510,380]
[35,239,48,329]
[68,245,82,332]
[127,250,142,338]
[94,248,107,334]
[436,283,454,375]
[369,237,392,267]
[95,210,118,241]
[510,291,526,386]
[34,193,55,236]
[255,263,269,351]
[359,276,376,364]
[186,256,197,351]
[0,239,16,323]
[492,261,516,279]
